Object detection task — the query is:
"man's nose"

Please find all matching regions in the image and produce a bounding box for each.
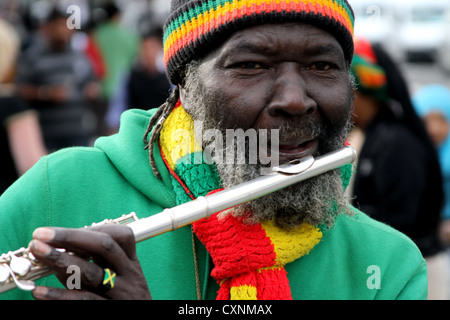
[267,66,317,117]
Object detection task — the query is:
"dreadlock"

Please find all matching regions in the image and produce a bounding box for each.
[143,86,180,179]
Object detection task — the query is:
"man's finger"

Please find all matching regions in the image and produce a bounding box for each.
[89,224,138,260]
[29,240,105,289]
[31,226,132,273]
[32,286,105,300]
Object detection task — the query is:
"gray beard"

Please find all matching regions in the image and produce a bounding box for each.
[182,61,353,230]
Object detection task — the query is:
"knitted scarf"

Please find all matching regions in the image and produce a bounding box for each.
[158,101,326,300]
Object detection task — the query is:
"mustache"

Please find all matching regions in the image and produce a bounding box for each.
[262,117,325,148]
[278,118,323,141]
[262,116,351,157]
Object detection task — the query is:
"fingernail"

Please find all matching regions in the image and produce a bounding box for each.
[32,228,55,241]
[32,286,48,299]
[30,240,52,256]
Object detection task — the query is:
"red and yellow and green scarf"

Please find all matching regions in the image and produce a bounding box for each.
[158,101,328,300]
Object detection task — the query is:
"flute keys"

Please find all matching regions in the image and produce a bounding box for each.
[0,266,10,283]
[9,256,32,277]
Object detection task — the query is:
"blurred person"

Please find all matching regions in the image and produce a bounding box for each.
[0,18,47,194]
[126,28,171,112]
[15,5,102,152]
[92,1,139,103]
[82,20,107,83]
[76,18,109,138]
[413,85,450,246]
[350,38,446,299]
[105,28,171,133]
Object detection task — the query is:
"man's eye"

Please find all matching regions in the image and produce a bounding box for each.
[237,62,263,69]
[309,62,334,71]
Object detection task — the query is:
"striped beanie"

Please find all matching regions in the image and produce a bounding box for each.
[350,37,389,102]
[163,0,355,85]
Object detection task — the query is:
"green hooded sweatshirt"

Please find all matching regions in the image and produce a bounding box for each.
[0,108,427,300]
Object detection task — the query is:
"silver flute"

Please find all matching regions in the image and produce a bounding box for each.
[0,146,356,294]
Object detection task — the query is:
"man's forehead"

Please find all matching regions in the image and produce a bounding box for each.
[222,23,341,50]
[215,23,343,59]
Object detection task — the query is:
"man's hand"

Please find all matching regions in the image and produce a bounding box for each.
[28,224,151,300]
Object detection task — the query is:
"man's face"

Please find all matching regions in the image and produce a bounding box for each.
[181,23,353,164]
[424,112,449,146]
[180,23,354,228]
[43,17,74,51]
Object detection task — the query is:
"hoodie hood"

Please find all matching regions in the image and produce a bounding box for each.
[94,108,177,209]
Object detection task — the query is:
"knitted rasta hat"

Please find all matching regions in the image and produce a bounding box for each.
[350,37,389,102]
[163,0,355,85]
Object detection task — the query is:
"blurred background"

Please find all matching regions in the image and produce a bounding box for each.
[0,0,172,144]
[349,0,450,300]
[349,0,450,93]
[0,0,170,39]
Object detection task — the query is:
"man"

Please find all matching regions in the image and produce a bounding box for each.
[16,6,101,151]
[0,18,47,194]
[92,1,139,103]
[0,0,427,300]
[105,28,171,133]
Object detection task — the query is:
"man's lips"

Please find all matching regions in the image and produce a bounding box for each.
[277,139,319,163]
